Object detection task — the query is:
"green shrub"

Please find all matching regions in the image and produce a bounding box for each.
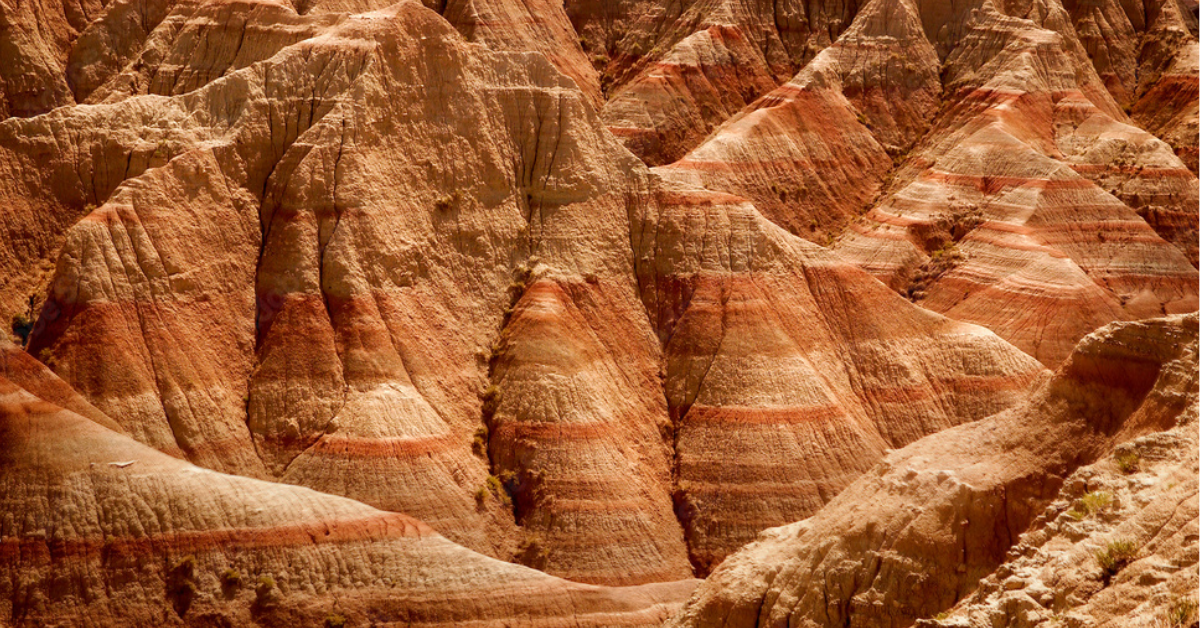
[10,313,33,345]
[221,568,241,588]
[472,426,489,457]
[481,385,501,419]
[434,191,461,212]
[254,575,280,610]
[1115,451,1140,474]
[325,612,347,628]
[1095,539,1138,581]
[1068,491,1112,520]
[516,533,548,569]
[167,556,198,616]
[1164,595,1198,628]
[37,347,56,368]
[485,474,512,507]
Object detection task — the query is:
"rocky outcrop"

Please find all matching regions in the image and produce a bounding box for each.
[0,373,699,627]
[920,398,1198,627]
[0,0,103,118]
[666,313,1198,628]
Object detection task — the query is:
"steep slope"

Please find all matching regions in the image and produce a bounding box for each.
[921,401,1198,627]
[0,373,698,628]
[0,338,118,432]
[13,0,686,582]
[601,25,779,166]
[0,0,99,118]
[442,0,604,105]
[1063,0,1200,262]
[655,0,939,240]
[3,0,1194,604]
[0,0,1059,588]
[1066,0,1199,174]
[631,181,1047,572]
[833,4,1198,366]
[667,313,1198,628]
[582,0,865,164]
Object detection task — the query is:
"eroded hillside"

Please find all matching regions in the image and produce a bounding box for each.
[0,0,1195,626]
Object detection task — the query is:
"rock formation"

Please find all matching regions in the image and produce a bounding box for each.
[921,399,1198,627]
[0,368,699,627]
[634,183,1045,571]
[666,313,1198,628]
[0,0,1195,624]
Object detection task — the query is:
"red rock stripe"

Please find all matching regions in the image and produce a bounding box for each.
[682,404,846,425]
[299,433,461,459]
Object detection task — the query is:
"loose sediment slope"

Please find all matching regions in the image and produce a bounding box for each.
[633,182,1046,572]
[0,372,698,627]
[0,0,1058,589]
[666,313,1198,628]
[0,0,1195,622]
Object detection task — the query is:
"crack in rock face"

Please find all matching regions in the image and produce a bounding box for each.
[0,0,1195,625]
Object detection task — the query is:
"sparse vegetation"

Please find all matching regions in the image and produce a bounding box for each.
[516,532,549,569]
[10,295,36,346]
[1068,491,1112,520]
[254,575,280,610]
[1115,450,1141,474]
[325,612,347,628]
[481,384,501,420]
[167,556,198,616]
[221,568,242,588]
[37,347,57,368]
[1095,539,1138,582]
[472,426,489,457]
[485,474,511,507]
[10,313,33,345]
[905,242,966,301]
[1162,595,1198,628]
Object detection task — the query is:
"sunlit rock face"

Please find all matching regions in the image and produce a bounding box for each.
[0,0,1194,625]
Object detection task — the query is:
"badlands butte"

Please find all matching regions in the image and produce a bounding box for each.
[0,0,1196,625]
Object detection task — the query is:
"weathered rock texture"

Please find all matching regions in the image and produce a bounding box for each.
[633,183,1046,571]
[0,0,1067,590]
[919,396,1198,627]
[666,313,1199,628]
[832,2,1198,366]
[0,371,699,627]
[0,0,1196,623]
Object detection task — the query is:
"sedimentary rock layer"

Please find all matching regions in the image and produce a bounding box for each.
[1,0,1195,613]
[632,183,1047,571]
[0,374,698,627]
[833,4,1198,366]
[667,313,1198,628]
